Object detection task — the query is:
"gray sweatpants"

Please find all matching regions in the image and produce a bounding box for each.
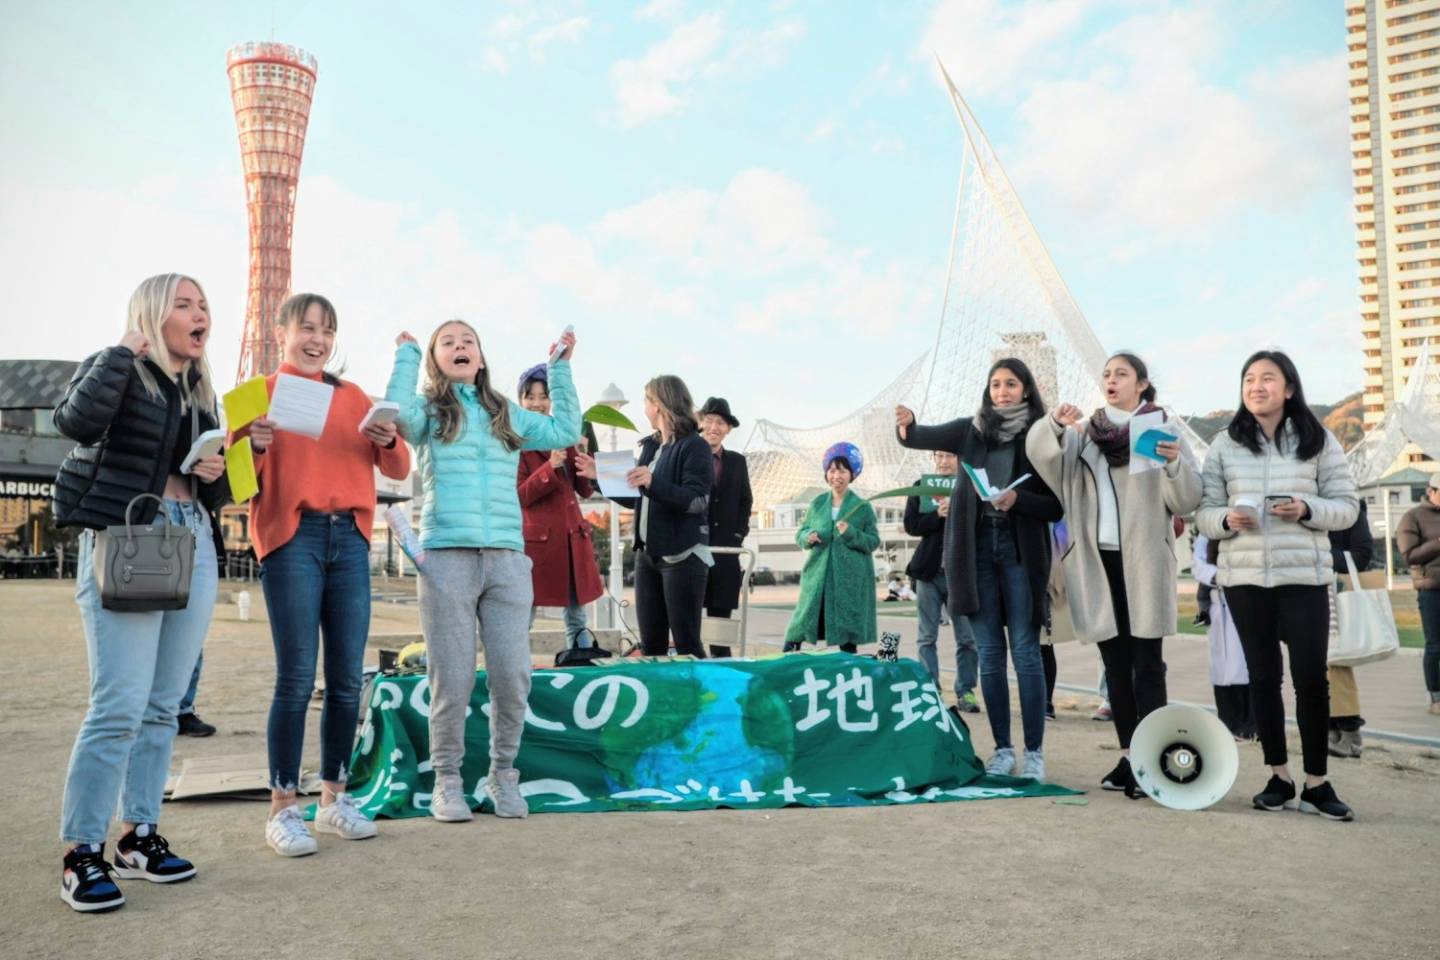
[418,548,534,779]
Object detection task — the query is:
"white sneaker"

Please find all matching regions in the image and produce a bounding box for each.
[482,768,529,819]
[266,805,318,858]
[983,747,1016,777]
[314,793,378,840]
[430,774,473,822]
[1022,749,1046,782]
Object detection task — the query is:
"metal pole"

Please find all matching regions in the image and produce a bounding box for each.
[1384,488,1394,590]
[608,424,622,629]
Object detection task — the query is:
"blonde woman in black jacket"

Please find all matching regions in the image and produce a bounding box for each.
[52,274,230,913]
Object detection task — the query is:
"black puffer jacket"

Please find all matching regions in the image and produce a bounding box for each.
[52,346,229,564]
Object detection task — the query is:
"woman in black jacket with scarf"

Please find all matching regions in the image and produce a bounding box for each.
[896,358,1062,782]
[595,374,713,657]
[51,274,230,914]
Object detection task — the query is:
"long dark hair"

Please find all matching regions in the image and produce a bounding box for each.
[1107,352,1157,404]
[1226,350,1325,461]
[977,357,1046,444]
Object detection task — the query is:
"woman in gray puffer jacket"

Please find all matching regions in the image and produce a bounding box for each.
[1197,350,1358,822]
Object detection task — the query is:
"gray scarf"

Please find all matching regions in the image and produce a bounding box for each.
[976,402,1031,444]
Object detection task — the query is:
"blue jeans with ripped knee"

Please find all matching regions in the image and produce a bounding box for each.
[261,512,372,789]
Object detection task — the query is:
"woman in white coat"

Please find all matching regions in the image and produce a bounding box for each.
[1192,533,1255,740]
[1027,352,1202,798]
[1196,350,1358,821]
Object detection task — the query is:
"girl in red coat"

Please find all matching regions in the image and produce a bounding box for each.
[517,364,604,647]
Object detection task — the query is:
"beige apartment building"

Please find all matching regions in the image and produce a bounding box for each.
[1349,0,1440,467]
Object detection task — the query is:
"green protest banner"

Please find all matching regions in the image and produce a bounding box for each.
[338,654,1077,817]
[918,473,959,513]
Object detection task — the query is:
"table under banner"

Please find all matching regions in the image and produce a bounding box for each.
[338,653,1078,817]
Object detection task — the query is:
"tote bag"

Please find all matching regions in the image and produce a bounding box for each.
[1328,552,1400,667]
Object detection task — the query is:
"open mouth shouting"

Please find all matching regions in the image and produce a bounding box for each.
[188,325,208,349]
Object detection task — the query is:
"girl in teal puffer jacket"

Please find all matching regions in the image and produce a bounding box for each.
[385,321,580,824]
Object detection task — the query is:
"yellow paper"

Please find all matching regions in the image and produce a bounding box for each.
[225,437,259,504]
[223,376,270,431]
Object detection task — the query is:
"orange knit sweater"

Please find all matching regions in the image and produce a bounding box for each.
[235,365,411,561]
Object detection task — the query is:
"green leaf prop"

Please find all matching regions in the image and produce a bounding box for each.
[837,484,953,523]
[583,403,638,433]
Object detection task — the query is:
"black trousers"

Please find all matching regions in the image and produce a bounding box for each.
[1097,549,1167,749]
[634,551,709,658]
[1224,584,1330,776]
[1041,644,1057,710]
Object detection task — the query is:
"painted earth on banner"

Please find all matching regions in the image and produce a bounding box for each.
[341,653,1078,817]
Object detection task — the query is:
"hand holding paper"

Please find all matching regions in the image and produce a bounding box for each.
[962,462,1031,503]
[1129,410,1178,474]
[269,373,334,439]
[223,377,270,431]
[595,450,639,497]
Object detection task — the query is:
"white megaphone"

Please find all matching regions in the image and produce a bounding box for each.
[1128,704,1239,811]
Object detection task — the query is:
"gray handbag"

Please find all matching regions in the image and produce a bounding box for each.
[93,492,195,611]
[92,404,202,611]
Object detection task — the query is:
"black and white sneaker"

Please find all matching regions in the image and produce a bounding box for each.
[1299,781,1354,822]
[113,824,196,883]
[1101,756,1131,791]
[1252,775,1297,812]
[61,844,125,913]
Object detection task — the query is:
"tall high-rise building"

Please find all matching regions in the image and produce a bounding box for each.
[227,42,318,382]
[1348,1,1440,468]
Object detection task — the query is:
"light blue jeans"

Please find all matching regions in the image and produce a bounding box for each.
[915,575,977,698]
[60,499,217,844]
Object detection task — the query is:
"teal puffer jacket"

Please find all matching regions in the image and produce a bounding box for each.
[385,342,582,551]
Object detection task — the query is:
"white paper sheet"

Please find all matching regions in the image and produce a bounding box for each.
[595,450,639,498]
[269,373,334,439]
[1127,409,1175,475]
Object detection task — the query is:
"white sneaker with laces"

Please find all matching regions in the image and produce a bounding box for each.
[482,768,529,819]
[314,793,378,840]
[430,774,474,822]
[1022,749,1046,782]
[983,748,1017,777]
[266,805,318,858]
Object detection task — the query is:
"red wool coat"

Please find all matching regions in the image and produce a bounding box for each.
[518,448,605,608]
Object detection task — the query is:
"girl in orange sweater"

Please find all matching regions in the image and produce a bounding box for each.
[237,294,411,857]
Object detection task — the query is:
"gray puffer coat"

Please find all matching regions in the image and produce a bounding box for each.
[1196,423,1358,588]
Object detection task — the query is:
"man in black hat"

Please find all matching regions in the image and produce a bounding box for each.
[698,397,753,618]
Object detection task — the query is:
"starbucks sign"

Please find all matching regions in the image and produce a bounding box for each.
[0,476,54,500]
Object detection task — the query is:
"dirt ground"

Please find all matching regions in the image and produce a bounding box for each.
[2,579,1437,960]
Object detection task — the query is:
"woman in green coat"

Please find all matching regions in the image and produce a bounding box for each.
[784,442,880,651]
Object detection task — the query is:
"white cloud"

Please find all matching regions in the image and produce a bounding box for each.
[528,16,591,64]
[808,119,837,142]
[870,136,905,154]
[611,12,805,127]
[921,0,1110,99]
[480,46,510,75]
[611,12,725,126]
[929,3,1349,238]
[634,0,682,21]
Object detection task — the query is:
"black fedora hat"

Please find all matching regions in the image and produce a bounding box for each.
[698,397,740,428]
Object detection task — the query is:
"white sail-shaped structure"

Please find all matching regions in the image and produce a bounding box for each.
[1348,338,1440,488]
[746,61,1205,511]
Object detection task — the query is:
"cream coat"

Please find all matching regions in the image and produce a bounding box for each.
[1026,416,1203,645]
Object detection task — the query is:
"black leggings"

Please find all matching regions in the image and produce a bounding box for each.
[1224,584,1331,776]
[1097,549,1166,749]
[634,551,708,657]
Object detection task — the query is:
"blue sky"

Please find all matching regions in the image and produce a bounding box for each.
[0,0,1358,431]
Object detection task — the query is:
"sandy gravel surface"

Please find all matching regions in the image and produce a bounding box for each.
[2,580,1436,960]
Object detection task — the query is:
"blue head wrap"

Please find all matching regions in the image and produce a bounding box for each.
[517,363,548,399]
[822,441,863,480]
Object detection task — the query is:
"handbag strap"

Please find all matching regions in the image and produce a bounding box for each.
[1344,550,1361,593]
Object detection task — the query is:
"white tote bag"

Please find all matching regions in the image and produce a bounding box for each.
[1328,552,1400,667]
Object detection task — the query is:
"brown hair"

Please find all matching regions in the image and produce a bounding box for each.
[423,320,524,449]
[274,292,343,386]
[645,374,698,438]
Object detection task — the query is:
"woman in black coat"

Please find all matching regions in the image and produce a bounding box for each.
[52,274,231,914]
[602,375,714,656]
[896,358,1061,782]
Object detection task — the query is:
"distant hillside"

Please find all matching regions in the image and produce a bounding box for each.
[1181,391,1366,450]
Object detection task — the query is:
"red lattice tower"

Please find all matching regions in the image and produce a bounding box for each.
[227,42,319,382]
